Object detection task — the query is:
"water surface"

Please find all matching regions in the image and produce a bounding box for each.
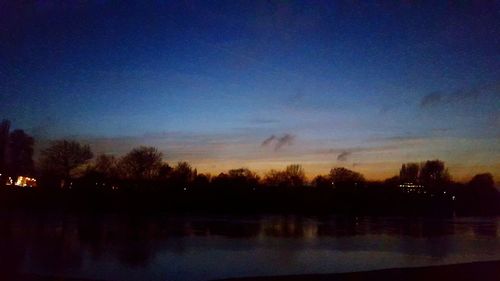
[1,213,499,281]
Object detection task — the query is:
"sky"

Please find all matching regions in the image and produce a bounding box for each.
[1,0,499,181]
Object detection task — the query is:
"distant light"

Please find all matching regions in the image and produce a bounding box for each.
[14,176,37,187]
[183,187,187,191]
[452,195,456,201]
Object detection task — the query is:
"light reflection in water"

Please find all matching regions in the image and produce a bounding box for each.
[0,213,498,281]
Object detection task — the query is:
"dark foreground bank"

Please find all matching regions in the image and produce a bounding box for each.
[215,260,500,281]
[2,260,499,281]
[2,188,499,216]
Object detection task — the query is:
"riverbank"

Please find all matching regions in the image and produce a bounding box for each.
[215,260,500,281]
[3,188,492,216]
[3,259,499,281]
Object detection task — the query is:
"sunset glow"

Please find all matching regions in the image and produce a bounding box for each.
[2,1,499,181]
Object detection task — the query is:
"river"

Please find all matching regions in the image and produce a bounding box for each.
[0,213,499,281]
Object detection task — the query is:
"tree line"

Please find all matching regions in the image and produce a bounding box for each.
[0,119,34,180]
[0,119,498,215]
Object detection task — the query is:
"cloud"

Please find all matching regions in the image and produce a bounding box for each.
[275,134,295,151]
[337,151,351,161]
[419,82,499,109]
[261,134,295,151]
[261,135,276,146]
[315,143,401,156]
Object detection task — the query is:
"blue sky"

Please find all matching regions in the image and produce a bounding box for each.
[2,1,499,180]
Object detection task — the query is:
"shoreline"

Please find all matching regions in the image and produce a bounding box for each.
[214,260,500,281]
[3,260,500,281]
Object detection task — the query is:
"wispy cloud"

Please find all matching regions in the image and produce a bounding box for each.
[419,82,499,109]
[316,144,399,156]
[275,134,295,150]
[261,134,295,151]
[337,151,351,161]
[314,142,407,162]
[261,135,276,146]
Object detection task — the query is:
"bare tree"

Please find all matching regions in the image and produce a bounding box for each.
[469,173,495,191]
[93,154,119,178]
[284,164,306,187]
[263,169,287,187]
[312,175,330,189]
[170,161,197,187]
[419,160,450,190]
[399,162,419,183]
[466,173,499,214]
[157,163,173,180]
[0,119,10,173]
[228,168,253,178]
[329,167,365,189]
[8,129,34,178]
[263,164,305,187]
[119,146,163,180]
[227,168,260,188]
[39,140,93,185]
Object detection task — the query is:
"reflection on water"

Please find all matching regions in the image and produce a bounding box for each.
[0,213,499,281]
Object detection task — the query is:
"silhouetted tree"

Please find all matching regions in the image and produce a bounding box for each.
[263,169,287,187]
[77,154,120,190]
[329,167,365,190]
[227,168,260,189]
[209,169,259,208]
[284,164,306,187]
[467,173,499,214]
[170,161,196,188]
[0,119,10,173]
[39,140,93,187]
[399,162,419,183]
[312,175,331,189]
[383,175,400,188]
[7,129,34,178]
[469,173,495,190]
[227,168,254,179]
[192,173,211,190]
[419,160,450,191]
[263,165,306,188]
[119,146,162,180]
[94,154,118,178]
[157,163,173,180]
